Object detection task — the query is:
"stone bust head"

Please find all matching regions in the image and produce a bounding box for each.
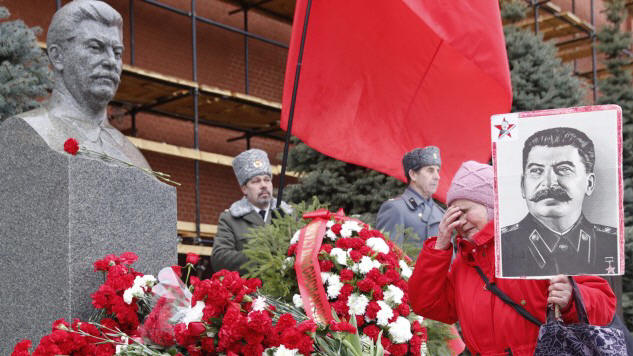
[47,0,123,114]
[11,0,150,169]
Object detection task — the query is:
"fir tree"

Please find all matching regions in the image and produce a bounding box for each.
[596,0,633,331]
[504,27,586,112]
[0,6,52,121]
[284,140,405,223]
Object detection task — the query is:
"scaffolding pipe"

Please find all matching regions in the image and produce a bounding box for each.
[591,0,598,103]
[142,0,288,49]
[192,0,201,241]
[129,0,135,65]
[277,0,313,209]
[533,0,540,35]
[244,8,249,95]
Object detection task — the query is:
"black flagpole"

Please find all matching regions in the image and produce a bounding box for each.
[276,0,313,209]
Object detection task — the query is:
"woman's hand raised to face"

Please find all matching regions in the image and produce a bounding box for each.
[435,206,462,250]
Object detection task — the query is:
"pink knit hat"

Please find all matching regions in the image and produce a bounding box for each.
[446,161,495,219]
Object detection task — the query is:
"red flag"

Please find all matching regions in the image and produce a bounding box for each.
[281,0,512,202]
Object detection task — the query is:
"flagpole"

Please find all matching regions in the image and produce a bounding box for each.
[276,0,313,209]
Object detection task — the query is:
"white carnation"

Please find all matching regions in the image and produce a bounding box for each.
[321,272,332,284]
[293,294,304,309]
[376,301,394,326]
[366,237,390,254]
[326,229,338,241]
[182,301,205,325]
[122,288,134,304]
[137,275,157,287]
[290,230,301,244]
[399,260,412,279]
[282,257,295,273]
[330,247,348,266]
[384,285,404,306]
[273,345,300,356]
[340,226,353,238]
[387,316,413,343]
[347,293,369,316]
[358,256,381,274]
[252,296,267,312]
[326,220,335,228]
[342,220,362,233]
[327,274,343,299]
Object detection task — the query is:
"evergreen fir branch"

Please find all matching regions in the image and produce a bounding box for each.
[241,197,328,300]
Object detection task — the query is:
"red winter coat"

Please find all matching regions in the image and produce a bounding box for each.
[408,221,615,356]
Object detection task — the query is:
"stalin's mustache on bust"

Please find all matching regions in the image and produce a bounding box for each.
[529,186,571,203]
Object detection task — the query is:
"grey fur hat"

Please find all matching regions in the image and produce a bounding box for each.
[232,149,272,186]
[402,146,441,179]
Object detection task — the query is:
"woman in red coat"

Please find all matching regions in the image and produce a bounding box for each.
[408,161,615,356]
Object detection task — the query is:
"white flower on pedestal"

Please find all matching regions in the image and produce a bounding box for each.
[273,345,300,355]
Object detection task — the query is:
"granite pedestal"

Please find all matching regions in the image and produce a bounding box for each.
[0,118,177,353]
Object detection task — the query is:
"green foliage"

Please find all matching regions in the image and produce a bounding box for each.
[284,140,406,221]
[499,0,527,23]
[597,0,633,228]
[0,6,52,121]
[503,25,586,112]
[242,197,327,300]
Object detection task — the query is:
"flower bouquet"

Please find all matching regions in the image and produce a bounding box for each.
[242,201,460,356]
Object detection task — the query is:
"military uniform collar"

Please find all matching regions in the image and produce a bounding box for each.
[403,187,432,210]
[529,214,587,253]
[229,196,293,218]
[47,102,124,145]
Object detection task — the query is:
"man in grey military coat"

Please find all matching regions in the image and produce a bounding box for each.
[211,149,292,275]
[376,146,445,248]
[501,127,618,277]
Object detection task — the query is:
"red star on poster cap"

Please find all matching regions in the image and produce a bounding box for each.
[494,118,516,139]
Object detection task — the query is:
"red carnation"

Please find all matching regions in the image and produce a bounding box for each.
[330,321,356,333]
[319,259,334,272]
[397,302,410,316]
[186,253,200,265]
[288,243,298,256]
[362,324,380,341]
[171,265,182,276]
[389,342,409,356]
[349,250,362,262]
[357,278,375,293]
[331,224,342,234]
[63,138,79,155]
[11,340,32,356]
[320,244,333,253]
[359,245,371,256]
[339,269,354,281]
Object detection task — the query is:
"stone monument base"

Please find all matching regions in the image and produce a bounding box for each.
[0,118,177,352]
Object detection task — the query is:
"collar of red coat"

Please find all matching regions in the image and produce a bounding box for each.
[456,220,495,247]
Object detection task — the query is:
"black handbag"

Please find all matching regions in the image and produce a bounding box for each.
[475,266,630,355]
[533,278,627,355]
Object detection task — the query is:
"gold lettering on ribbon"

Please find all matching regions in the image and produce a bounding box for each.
[295,219,332,324]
